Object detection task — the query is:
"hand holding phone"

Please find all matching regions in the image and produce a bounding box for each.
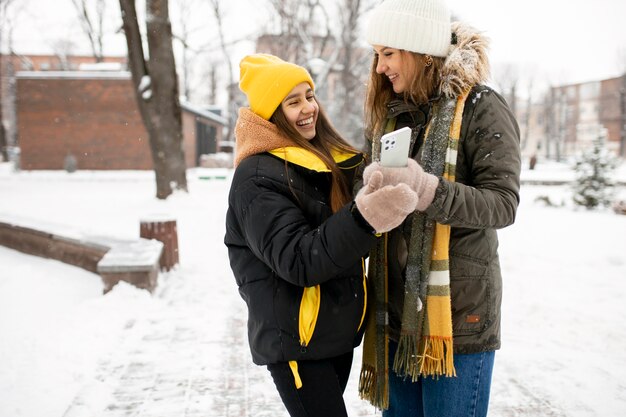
[379,127,411,167]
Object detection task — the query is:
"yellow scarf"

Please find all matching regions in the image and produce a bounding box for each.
[359,90,470,410]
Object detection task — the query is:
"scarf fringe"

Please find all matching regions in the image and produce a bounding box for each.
[420,337,457,377]
[392,335,457,379]
[358,364,389,410]
[392,334,420,382]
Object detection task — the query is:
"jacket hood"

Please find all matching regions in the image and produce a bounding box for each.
[440,22,490,98]
[234,107,298,167]
[234,107,357,170]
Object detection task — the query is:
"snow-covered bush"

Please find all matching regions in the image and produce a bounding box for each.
[571,135,618,209]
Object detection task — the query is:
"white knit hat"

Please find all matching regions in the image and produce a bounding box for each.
[366,0,451,57]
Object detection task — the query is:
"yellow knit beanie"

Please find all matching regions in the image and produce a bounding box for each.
[239,54,315,120]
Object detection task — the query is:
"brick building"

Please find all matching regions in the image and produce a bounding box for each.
[523,75,626,160]
[1,54,129,153]
[16,70,226,170]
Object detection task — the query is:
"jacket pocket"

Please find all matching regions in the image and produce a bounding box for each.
[298,285,321,350]
[449,252,492,336]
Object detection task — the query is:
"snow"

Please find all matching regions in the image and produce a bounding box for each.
[141,89,153,101]
[137,75,153,100]
[1,161,626,416]
[78,63,124,72]
[138,75,151,92]
[97,240,163,272]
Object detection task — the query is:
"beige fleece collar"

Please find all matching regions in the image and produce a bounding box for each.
[234,108,298,167]
[234,108,356,171]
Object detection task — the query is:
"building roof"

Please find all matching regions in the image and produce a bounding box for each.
[15,70,132,80]
[180,102,228,126]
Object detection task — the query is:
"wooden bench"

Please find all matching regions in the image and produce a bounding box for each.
[0,216,163,293]
[97,239,163,293]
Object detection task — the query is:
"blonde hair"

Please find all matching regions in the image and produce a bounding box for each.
[270,99,359,213]
[364,50,445,141]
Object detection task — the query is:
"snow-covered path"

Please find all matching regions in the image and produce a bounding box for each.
[1,165,626,416]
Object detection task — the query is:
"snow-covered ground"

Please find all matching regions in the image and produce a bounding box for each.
[1,160,626,417]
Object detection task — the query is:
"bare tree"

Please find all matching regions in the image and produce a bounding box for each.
[0,85,6,163]
[52,39,77,70]
[331,0,377,147]
[520,77,533,152]
[0,0,24,163]
[260,0,333,68]
[71,0,106,62]
[493,62,519,117]
[119,0,187,199]
[208,0,235,141]
[544,86,570,162]
[0,0,17,162]
[205,60,218,104]
[619,68,626,158]
[172,0,201,101]
[615,47,626,75]
[618,48,626,158]
[260,0,375,146]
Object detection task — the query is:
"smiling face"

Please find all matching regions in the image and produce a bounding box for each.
[373,45,417,94]
[279,82,319,140]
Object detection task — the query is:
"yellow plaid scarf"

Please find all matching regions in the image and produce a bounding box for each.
[359,90,470,410]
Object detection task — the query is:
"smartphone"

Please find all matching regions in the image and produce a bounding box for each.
[379,126,412,167]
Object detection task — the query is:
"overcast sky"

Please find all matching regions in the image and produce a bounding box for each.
[4,0,626,93]
[448,0,626,86]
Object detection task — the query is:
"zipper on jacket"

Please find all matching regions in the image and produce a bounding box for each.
[298,284,321,352]
[358,257,367,332]
[289,285,321,391]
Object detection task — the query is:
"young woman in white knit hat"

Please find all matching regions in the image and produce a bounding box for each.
[357,0,522,416]
[225,53,422,417]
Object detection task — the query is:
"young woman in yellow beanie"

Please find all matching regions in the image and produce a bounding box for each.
[357,0,522,416]
[224,53,420,417]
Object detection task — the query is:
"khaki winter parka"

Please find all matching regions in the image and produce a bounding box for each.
[373,23,522,354]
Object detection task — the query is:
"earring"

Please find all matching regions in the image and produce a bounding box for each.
[424,55,433,67]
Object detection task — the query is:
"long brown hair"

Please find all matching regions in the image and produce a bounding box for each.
[364,51,445,141]
[270,99,359,213]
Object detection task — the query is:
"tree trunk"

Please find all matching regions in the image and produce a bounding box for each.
[119,0,187,199]
[0,53,7,162]
[0,113,7,162]
[620,74,626,158]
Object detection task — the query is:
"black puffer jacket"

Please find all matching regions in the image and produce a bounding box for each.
[225,109,377,365]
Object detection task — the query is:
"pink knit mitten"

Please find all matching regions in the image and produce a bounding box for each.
[355,171,418,233]
[363,159,438,211]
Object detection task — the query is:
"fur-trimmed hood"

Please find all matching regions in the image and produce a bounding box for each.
[440,22,490,98]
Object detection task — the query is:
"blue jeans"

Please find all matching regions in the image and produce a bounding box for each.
[383,341,495,417]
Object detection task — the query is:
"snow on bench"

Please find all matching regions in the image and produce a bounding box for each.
[0,213,163,293]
